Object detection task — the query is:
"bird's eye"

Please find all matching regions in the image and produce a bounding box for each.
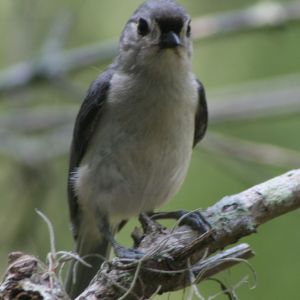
[187,23,191,38]
[137,18,150,36]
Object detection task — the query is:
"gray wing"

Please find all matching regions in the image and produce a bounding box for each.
[193,80,208,147]
[68,68,114,238]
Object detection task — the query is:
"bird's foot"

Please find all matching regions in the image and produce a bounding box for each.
[149,210,211,234]
[113,243,144,261]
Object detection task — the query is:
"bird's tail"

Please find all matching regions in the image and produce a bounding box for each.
[65,230,110,299]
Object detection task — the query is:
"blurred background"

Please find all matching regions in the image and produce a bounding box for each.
[0,0,300,299]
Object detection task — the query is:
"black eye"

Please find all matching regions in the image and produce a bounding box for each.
[187,24,191,37]
[137,18,150,36]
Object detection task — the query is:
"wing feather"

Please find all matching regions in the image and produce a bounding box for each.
[193,80,208,147]
[67,68,113,237]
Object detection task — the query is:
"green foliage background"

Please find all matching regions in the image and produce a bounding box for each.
[0,0,300,299]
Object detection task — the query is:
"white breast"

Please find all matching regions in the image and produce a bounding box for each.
[75,69,199,221]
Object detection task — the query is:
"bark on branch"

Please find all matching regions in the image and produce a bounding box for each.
[1,169,299,299]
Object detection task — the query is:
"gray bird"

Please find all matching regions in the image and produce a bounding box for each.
[65,0,208,297]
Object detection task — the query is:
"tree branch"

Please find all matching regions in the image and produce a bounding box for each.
[1,170,299,299]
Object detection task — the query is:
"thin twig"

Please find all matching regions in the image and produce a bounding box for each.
[35,209,56,257]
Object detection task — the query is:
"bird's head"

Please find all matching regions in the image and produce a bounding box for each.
[118,0,192,74]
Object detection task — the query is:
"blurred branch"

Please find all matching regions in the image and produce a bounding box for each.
[192,1,300,39]
[1,73,300,133]
[1,169,300,299]
[0,107,76,133]
[1,72,299,166]
[209,74,300,124]
[41,10,73,55]
[204,132,300,168]
[0,40,118,96]
[0,125,71,166]
[1,1,300,95]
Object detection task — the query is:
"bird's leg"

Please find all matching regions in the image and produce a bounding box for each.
[139,212,164,233]
[96,214,144,260]
[147,210,211,234]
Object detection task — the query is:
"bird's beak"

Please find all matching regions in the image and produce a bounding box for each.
[160,31,181,49]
